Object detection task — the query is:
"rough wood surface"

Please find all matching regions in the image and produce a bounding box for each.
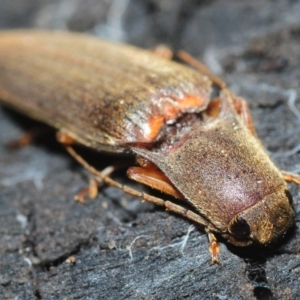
[0,1,300,299]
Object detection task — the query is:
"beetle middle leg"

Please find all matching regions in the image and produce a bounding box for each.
[127,157,184,200]
[207,230,221,264]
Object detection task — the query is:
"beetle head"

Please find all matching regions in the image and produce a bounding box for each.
[227,185,294,246]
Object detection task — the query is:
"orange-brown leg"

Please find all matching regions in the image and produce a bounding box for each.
[6,127,51,149]
[74,178,98,203]
[74,166,115,203]
[127,163,184,200]
[281,171,300,185]
[56,131,78,146]
[207,230,221,264]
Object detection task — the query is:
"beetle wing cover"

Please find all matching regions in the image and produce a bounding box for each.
[0,31,211,152]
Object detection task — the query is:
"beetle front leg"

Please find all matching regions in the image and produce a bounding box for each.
[206,230,221,264]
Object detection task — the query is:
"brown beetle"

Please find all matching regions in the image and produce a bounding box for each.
[0,30,299,263]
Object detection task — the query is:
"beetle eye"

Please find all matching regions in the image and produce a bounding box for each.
[230,217,251,240]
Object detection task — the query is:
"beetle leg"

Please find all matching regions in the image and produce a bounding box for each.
[74,179,97,204]
[281,171,300,185]
[206,230,221,264]
[75,166,114,203]
[56,131,78,146]
[127,165,184,200]
[64,145,185,203]
[7,129,38,149]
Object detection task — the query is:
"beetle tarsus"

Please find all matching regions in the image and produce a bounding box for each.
[207,231,221,264]
[74,186,89,203]
[74,178,98,203]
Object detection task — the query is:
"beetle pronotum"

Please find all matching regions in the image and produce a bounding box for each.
[0,30,299,263]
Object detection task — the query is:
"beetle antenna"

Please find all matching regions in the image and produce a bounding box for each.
[177,50,227,90]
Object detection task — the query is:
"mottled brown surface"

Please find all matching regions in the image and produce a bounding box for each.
[0,1,300,300]
[0,31,211,150]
